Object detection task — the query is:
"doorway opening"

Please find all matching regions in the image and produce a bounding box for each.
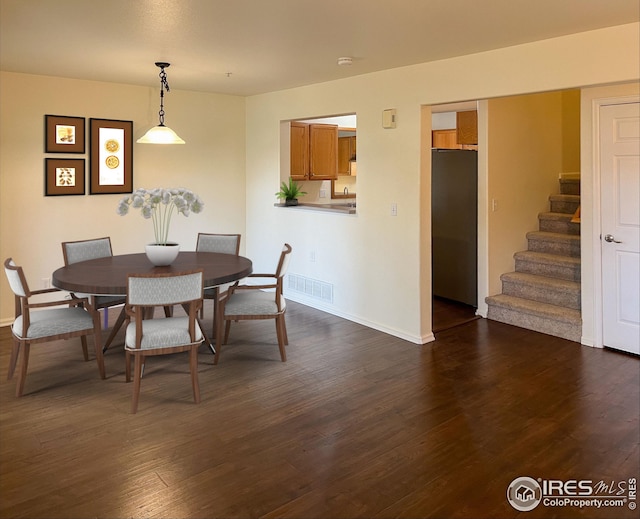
[431,102,479,332]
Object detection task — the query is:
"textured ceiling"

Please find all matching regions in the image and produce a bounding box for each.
[1,0,638,96]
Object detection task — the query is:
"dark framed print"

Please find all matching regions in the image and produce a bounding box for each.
[45,115,86,153]
[45,158,85,196]
[89,118,133,194]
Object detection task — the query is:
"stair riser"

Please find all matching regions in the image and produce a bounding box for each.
[559,180,580,196]
[515,259,581,282]
[487,305,581,342]
[502,280,581,310]
[538,218,580,235]
[528,238,581,258]
[550,199,580,214]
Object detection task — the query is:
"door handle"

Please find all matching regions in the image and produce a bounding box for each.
[604,234,622,243]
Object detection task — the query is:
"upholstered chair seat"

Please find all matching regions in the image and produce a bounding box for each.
[13,307,97,339]
[125,317,203,350]
[223,291,286,316]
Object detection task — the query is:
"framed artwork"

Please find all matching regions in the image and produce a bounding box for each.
[45,158,85,196]
[45,115,86,153]
[89,118,133,194]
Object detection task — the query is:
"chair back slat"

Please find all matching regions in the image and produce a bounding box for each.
[62,237,113,265]
[276,243,293,279]
[4,258,28,297]
[196,233,241,255]
[127,270,203,307]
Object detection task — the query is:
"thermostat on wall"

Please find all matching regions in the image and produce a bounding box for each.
[382,109,397,129]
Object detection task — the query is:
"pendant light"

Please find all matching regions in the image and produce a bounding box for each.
[137,62,185,144]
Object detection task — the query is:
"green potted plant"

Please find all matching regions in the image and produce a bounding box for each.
[275,178,307,206]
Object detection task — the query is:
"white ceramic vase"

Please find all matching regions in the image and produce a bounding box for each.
[145,242,180,266]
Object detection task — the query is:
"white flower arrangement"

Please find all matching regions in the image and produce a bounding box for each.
[116,188,204,245]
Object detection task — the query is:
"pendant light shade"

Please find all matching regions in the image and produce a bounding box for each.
[137,125,185,144]
[137,62,185,144]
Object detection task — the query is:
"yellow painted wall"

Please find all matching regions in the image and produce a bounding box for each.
[486,91,566,295]
[0,72,246,323]
[562,90,581,173]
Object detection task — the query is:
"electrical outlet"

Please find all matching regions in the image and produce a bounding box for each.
[310,251,316,263]
[42,277,51,289]
[319,189,327,198]
[391,203,398,216]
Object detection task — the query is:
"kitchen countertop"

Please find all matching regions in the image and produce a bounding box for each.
[274,202,356,214]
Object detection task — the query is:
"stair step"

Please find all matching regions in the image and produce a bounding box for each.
[500,272,581,309]
[559,178,580,195]
[538,212,580,235]
[486,294,582,342]
[549,194,580,214]
[514,251,581,282]
[527,231,581,257]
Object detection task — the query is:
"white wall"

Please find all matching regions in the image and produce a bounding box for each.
[0,72,246,324]
[244,23,639,344]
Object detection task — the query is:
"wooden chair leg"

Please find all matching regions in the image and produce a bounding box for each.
[80,336,89,361]
[15,343,30,397]
[276,316,287,362]
[125,350,131,382]
[281,313,289,346]
[7,340,20,381]
[224,320,231,345]
[190,346,201,404]
[131,354,143,413]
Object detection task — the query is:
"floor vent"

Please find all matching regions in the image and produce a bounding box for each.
[287,274,333,304]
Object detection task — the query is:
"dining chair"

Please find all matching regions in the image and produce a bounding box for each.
[3,258,105,397]
[217,243,292,364]
[195,233,241,339]
[61,237,127,352]
[124,269,205,413]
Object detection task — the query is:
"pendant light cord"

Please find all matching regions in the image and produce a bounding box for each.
[158,65,170,127]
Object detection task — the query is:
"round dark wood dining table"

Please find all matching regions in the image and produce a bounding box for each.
[52,251,253,352]
[51,251,253,295]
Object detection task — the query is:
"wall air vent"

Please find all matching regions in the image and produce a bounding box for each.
[287,274,333,304]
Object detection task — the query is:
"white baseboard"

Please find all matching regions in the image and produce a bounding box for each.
[284,292,432,345]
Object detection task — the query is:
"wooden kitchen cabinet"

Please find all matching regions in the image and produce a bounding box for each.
[290,122,309,180]
[290,122,338,180]
[432,129,460,149]
[456,110,478,145]
[309,124,338,180]
[338,135,356,175]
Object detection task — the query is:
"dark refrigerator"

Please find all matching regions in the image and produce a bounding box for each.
[431,149,478,307]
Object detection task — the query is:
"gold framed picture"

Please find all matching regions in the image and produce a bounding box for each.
[45,115,86,153]
[89,118,133,194]
[45,158,85,196]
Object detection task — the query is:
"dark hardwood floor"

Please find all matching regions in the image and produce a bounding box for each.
[432,296,479,333]
[1,301,638,519]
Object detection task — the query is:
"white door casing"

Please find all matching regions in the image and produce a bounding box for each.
[600,101,640,354]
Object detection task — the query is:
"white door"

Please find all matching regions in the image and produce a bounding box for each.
[600,101,640,354]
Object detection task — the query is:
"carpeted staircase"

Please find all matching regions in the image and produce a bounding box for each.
[486,177,582,342]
